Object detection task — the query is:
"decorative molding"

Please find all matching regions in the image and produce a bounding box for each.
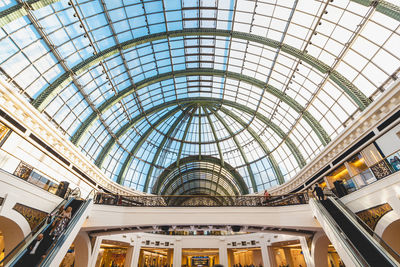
[0,79,142,196]
[0,120,11,146]
[13,203,48,230]
[355,203,393,230]
[13,161,33,180]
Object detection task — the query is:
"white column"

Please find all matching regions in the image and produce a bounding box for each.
[219,238,228,266]
[259,235,271,267]
[173,239,182,267]
[310,232,330,267]
[299,236,314,267]
[129,236,142,267]
[89,236,103,267]
[268,246,277,267]
[74,232,91,267]
[125,246,134,267]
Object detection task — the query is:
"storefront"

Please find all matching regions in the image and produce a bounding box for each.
[138,248,172,267]
[269,240,307,267]
[228,247,263,267]
[95,240,130,267]
[181,249,219,267]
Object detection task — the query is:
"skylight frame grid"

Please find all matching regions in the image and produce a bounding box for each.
[33,2,94,67]
[0,18,64,98]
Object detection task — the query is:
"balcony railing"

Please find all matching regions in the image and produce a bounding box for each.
[331,149,400,197]
[93,192,309,207]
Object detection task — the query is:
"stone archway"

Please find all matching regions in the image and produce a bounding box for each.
[0,216,26,255]
[72,232,91,267]
[311,232,330,267]
[381,218,400,254]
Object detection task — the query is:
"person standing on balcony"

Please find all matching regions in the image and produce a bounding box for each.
[262,190,271,205]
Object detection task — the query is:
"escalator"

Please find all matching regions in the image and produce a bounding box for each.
[311,197,400,267]
[1,197,92,267]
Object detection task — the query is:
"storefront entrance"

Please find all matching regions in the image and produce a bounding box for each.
[182,249,219,267]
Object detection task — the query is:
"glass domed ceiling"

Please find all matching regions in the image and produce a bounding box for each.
[0,0,399,194]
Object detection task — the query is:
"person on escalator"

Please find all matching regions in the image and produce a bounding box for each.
[312,184,325,201]
[50,206,73,239]
[17,234,49,267]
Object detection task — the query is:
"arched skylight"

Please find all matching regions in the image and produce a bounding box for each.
[0,0,399,194]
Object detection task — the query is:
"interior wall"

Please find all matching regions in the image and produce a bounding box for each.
[0,130,94,197]
[0,231,4,262]
[375,123,400,157]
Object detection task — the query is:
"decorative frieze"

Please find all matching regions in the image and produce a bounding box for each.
[355,203,393,230]
[13,203,48,230]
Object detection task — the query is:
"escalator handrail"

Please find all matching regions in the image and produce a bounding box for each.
[311,199,371,267]
[333,196,400,262]
[1,197,74,267]
[39,199,92,267]
[328,197,400,265]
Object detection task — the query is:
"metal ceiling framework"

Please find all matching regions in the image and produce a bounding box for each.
[152,155,249,194]
[32,28,371,113]
[86,70,328,180]
[32,29,372,113]
[168,178,234,196]
[210,107,256,190]
[156,162,243,196]
[1,0,399,31]
[0,0,399,194]
[217,106,285,185]
[161,169,240,195]
[71,69,331,147]
[110,99,307,192]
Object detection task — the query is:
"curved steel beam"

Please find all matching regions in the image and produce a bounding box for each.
[73,69,330,147]
[176,110,195,168]
[167,190,226,206]
[160,168,240,196]
[167,178,235,196]
[114,105,187,184]
[152,155,248,195]
[99,97,306,190]
[350,0,400,21]
[202,106,224,167]
[176,189,224,197]
[142,107,194,191]
[32,29,371,114]
[1,1,399,33]
[94,102,187,167]
[209,107,257,192]
[219,106,285,185]
[0,0,60,27]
